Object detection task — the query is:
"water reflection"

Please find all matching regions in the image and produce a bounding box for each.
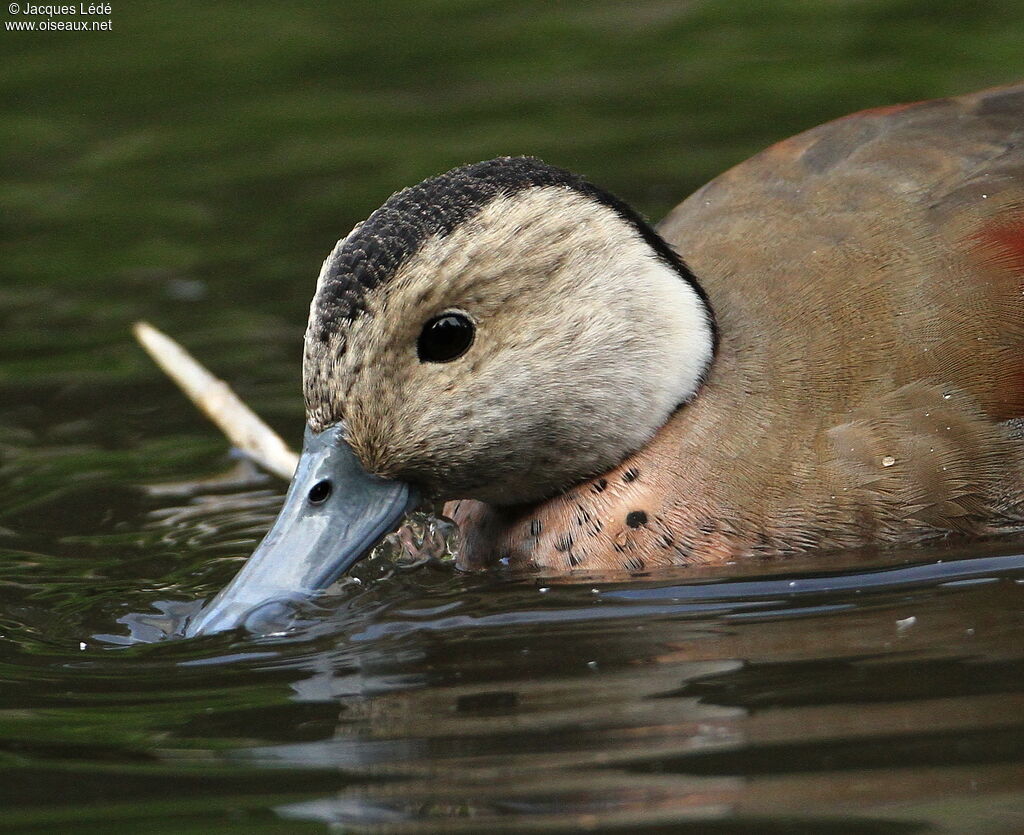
[109,545,1024,830]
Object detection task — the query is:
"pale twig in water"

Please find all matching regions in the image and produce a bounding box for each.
[133,321,298,480]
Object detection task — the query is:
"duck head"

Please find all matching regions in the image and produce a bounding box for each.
[185,157,715,636]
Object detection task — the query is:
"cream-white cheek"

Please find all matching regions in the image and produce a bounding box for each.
[639,256,715,410]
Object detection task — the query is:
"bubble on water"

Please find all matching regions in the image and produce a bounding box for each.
[895,616,916,633]
[881,455,896,467]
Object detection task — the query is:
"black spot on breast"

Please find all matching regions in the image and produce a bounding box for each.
[751,531,775,557]
[592,478,607,494]
[567,553,581,567]
[554,535,574,553]
[626,511,648,528]
[622,468,640,483]
[624,556,646,572]
[529,519,542,537]
[574,504,593,529]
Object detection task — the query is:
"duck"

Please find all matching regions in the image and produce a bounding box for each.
[184,82,1024,636]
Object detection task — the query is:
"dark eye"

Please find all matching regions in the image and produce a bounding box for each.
[417,312,475,363]
[308,480,332,504]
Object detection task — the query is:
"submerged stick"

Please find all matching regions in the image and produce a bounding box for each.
[133,321,299,480]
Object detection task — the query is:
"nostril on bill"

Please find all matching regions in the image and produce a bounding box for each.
[308,479,332,504]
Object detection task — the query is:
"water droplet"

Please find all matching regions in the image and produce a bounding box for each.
[895,616,916,633]
[538,587,550,594]
[586,661,599,670]
[881,455,896,467]
[942,392,952,400]
[78,642,87,651]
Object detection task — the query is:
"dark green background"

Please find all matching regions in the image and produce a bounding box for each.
[4,0,1024,400]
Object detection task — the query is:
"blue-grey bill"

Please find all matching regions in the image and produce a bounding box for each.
[184,424,416,637]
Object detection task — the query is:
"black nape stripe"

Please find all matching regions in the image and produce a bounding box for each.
[311,156,717,349]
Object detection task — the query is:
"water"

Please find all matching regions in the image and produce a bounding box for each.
[3,1,1024,830]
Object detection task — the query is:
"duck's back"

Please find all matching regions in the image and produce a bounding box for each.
[659,83,1024,424]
